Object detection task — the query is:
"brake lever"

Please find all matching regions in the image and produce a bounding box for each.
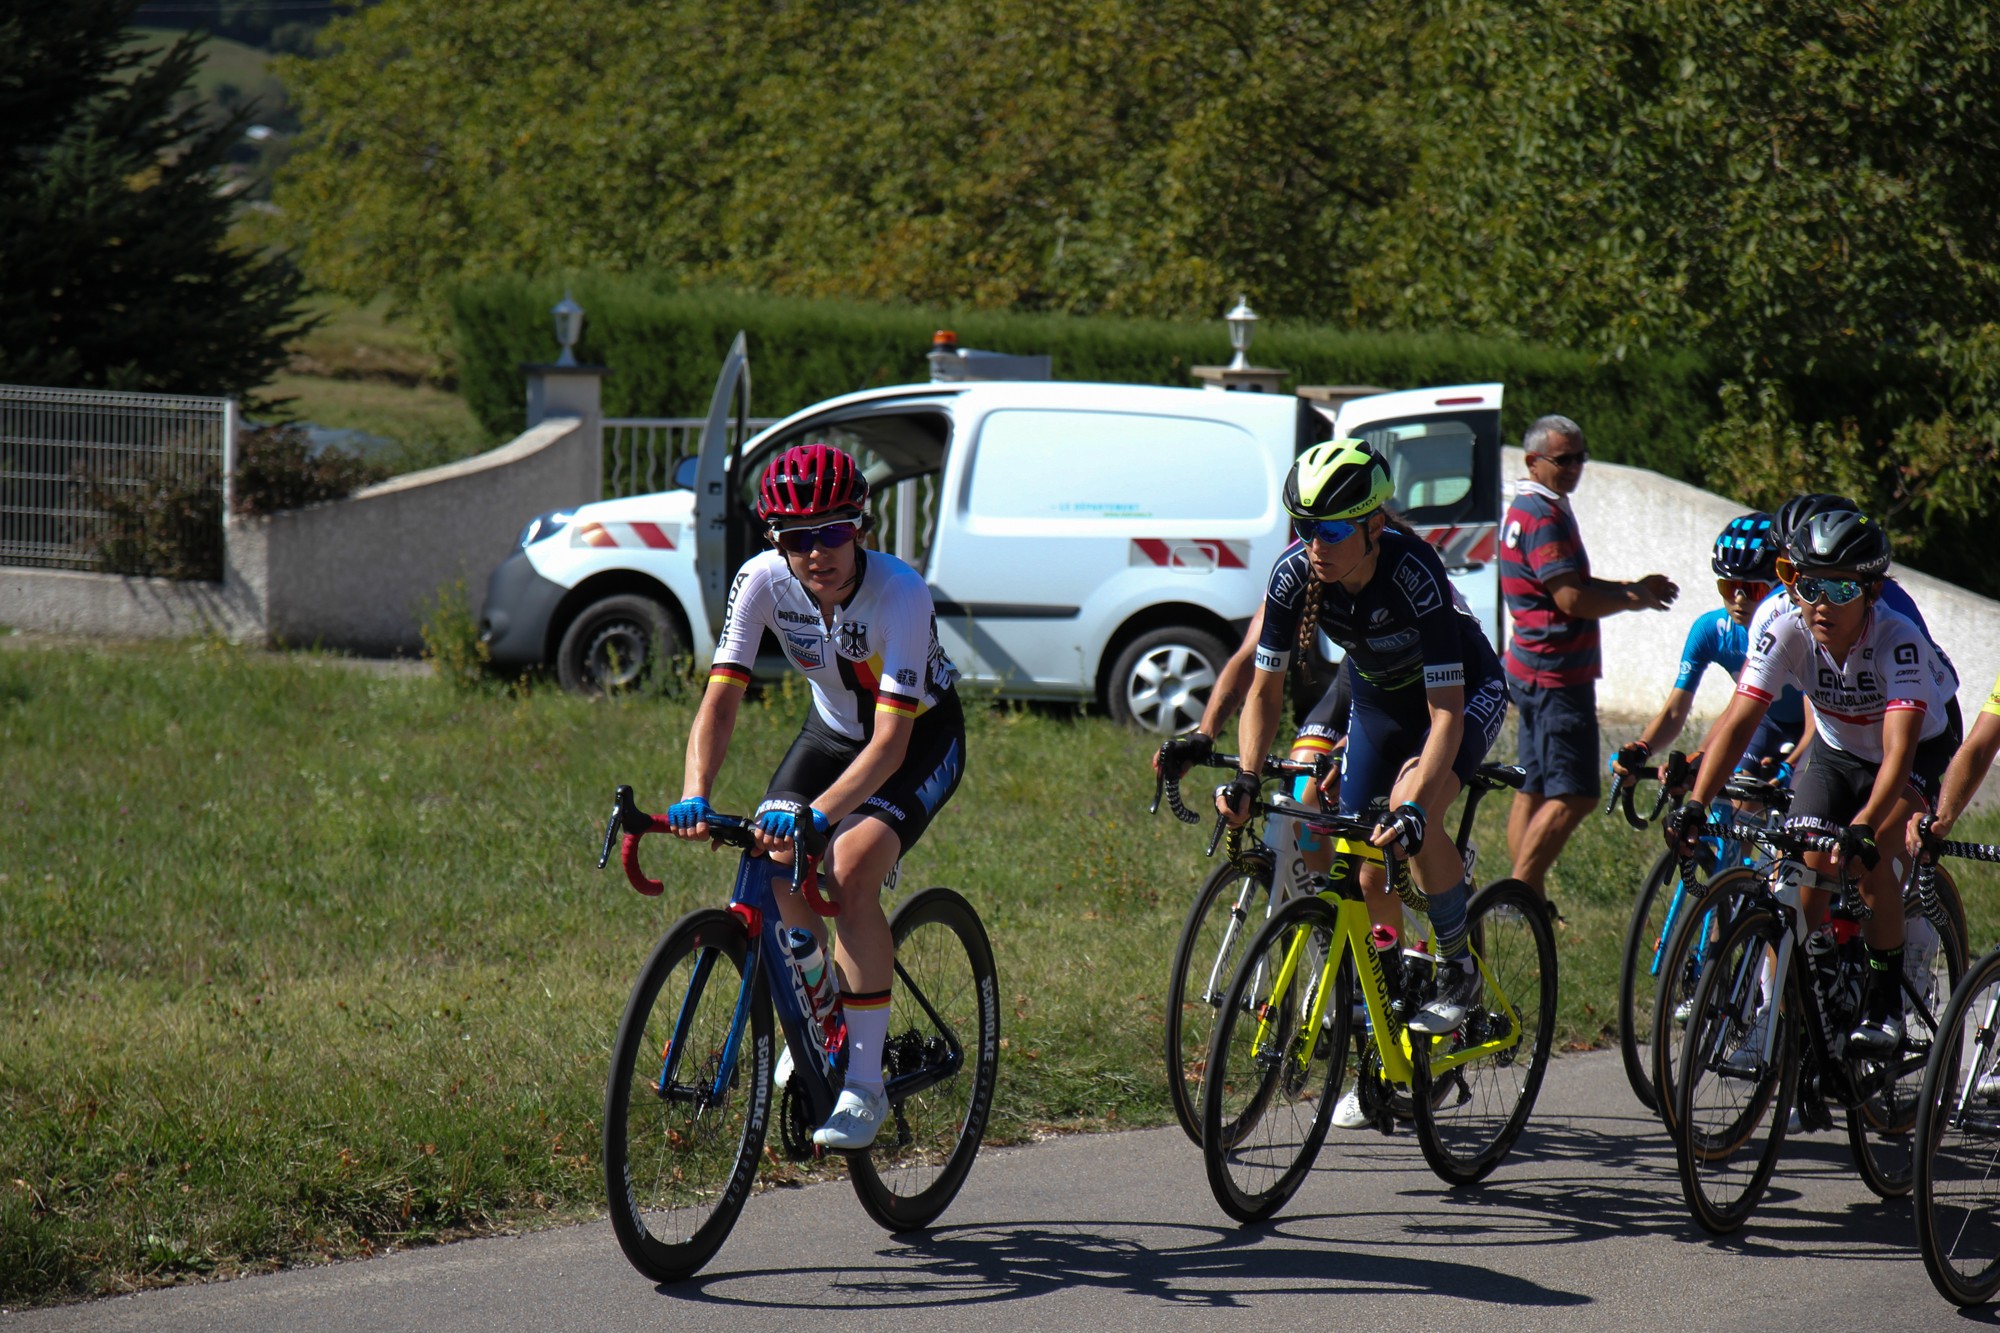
[598,784,639,870]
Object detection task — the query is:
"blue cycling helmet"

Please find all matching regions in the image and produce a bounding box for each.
[1711,511,1778,580]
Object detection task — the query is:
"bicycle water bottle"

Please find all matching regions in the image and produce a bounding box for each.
[784,927,845,1048]
[1804,925,1839,1012]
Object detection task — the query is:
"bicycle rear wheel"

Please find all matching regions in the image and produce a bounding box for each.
[1649,867,1761,1136]
[1848,897,1965,1198]
[1201,895,1348,1223]
[1410,879,1557,1185]
[1916,947,2000,1306]
[1617,849,1680,1111]
[604,908,771,1283]
[848,887,1000,1232]
[1673,907,1796,1235]
[1164,853,1274,1144]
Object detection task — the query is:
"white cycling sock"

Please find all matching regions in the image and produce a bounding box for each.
[843,989,891,1095]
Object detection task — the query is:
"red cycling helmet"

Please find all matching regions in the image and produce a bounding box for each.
[756,443,868,525]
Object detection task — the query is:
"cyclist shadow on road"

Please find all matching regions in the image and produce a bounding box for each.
[668,1218,1592,1312]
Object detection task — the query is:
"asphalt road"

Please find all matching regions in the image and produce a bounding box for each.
[8,1051,1989,1332]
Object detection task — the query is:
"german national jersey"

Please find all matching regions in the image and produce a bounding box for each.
[1254,530,1500,692]
[1499,481,1598,688]
[711,548,958,740]
[1736,601,1952,762]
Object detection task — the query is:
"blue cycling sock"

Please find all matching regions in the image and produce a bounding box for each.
[1429,879,1472,960]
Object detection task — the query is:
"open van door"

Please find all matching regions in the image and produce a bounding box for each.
[1333,384,1505,647]
[692,332,752,638]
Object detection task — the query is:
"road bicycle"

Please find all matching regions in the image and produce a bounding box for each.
[1199,784,1555,1224]
[1152,750,1525,1146]
[1671,815,1965,1234]
[1911,823,2000,1306]
[1635,769,1793,1134]
[1152,746,1327,1144]
[594,785,999,1282]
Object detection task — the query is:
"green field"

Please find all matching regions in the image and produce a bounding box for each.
[3,638,1997,1306]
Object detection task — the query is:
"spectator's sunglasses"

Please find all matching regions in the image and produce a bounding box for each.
[771,518,860,554]
[1775,556,1867,606]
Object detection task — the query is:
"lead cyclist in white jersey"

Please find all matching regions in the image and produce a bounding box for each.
[1667,507,1958,1055]
[666,442,966,1150]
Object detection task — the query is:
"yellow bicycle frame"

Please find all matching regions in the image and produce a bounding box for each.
[1254,838,1523,1087]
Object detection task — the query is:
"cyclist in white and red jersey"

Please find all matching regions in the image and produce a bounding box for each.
[666,443,965,1150]
[1667,507,1959,1055]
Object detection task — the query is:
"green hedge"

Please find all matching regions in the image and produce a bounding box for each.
[451,275,1719,481]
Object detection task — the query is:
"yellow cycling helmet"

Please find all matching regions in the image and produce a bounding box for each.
[1284,440,1393,522]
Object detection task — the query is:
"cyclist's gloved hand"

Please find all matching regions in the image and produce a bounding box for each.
[1837,822,1881,872]
[1378,801,1427,855]
[1664,800,1709,858]
[1219,770,1260,825]
[1155,730,1213,781]
[667,795,713,832]
[755,799,831,855]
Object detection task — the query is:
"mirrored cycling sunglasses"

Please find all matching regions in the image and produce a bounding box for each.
[1716,578,1773,601]
[1790,574,1867,606]
[1774,555,1867,606]
[1297,516,1359,545]
[771,519,859,554]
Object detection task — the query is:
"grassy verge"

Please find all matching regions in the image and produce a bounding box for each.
[3,640,1996,1304]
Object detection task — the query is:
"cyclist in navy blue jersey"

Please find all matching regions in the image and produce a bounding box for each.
[1219,440,1508,1035]
[1612,512,1812,790]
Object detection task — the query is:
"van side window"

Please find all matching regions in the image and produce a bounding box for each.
[738,411,949,573]
[967,410,1268,522]
[1350,417,1495,526]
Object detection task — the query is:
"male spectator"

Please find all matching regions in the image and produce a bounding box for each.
[1499,415,1679,900]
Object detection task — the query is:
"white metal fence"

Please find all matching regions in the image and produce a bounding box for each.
[0,383,236,576]
[602,417,777,499]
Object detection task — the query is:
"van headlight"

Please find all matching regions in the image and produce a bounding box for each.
[518,510,571,548]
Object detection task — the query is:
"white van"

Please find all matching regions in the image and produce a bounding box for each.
[480,336,1506,732]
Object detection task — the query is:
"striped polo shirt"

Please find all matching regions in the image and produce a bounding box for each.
[1499,480,1599,688]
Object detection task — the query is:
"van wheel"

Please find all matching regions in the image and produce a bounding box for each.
[556,594,684,695]
[1107,626,1227,735]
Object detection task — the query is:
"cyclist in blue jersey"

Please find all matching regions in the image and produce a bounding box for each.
[1611,513,1812,791]
[1219,441,1508,1034]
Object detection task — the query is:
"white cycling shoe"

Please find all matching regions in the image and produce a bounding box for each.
[814,1085,889,1151]
[1332,1086,1370,1130]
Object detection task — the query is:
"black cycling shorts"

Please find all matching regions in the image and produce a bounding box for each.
[1785,721,1960,833]
[764,693,966,852]
[1336,670,1509,823]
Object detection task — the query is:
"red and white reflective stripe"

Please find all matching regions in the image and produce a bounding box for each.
[1415,523,1499,568]
[1129,539,1249,569]
[1885,699,1929,714]
[574,521,676,550]
[1736,683,1775,703]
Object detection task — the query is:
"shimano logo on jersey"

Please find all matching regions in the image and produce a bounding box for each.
[1393,559,1442,615]
[783,628,824,669]
[1423,663,1466,688]
[1255,646,1288,672]
[864,795,908,821]
[1366,629,1419,654]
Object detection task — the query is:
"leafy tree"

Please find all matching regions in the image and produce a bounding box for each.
[0,1,311,398]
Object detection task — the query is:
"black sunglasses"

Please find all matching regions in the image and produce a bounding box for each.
[1532,451,1588,468]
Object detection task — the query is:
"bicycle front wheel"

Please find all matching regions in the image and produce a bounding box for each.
[1916,947,2000,1305]
[1410,879,1558,1186]
[1649,867,1762,1136]
[604,908,772,1283]
[1673,907,1796,1235]
[848,887,1000,1232]
[1847,895,1965,1198]
[1201,895,1348,1224]
[1616,849,1680,1111]
[1164,853,1274,1144]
